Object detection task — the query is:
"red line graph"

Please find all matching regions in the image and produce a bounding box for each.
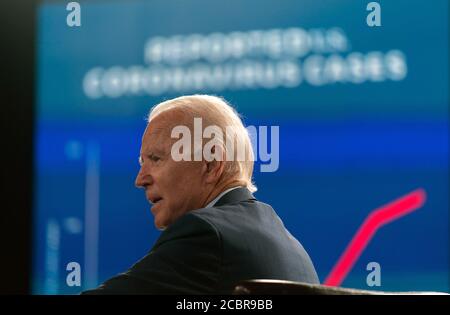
[323,188,426,287]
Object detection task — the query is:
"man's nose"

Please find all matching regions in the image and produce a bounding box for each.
[135,167,150,188]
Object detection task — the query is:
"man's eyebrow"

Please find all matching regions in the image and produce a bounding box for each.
[142,145,167,157]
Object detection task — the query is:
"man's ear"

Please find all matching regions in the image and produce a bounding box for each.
[202,145,225,183]
[204,159,225,184]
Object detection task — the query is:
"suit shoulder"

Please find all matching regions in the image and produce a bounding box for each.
[154,211,221,248]
[189,200,271,233]
[174,210,220,233]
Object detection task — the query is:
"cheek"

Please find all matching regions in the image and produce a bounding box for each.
[166,162,204,197]
[183,164,204,187]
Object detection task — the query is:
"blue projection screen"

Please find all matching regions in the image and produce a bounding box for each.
[33,0,449,294]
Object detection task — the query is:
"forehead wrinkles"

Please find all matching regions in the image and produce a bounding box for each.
[141,129,168,154]
[143,111,188,153]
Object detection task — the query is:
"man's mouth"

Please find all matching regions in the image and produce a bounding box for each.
[149,197,163,204]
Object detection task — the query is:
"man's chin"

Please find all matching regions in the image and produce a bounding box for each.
[155,224,167,231]
[153,215,168,231]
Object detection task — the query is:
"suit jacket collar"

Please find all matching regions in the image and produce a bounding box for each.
[214,187,256,207]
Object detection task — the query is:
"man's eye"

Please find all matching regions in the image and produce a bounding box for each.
[149,154,160,162]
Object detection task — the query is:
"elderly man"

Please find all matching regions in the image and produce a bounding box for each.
[82,95,319,294]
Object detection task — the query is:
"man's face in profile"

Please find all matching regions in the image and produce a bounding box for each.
[135,112,207,230]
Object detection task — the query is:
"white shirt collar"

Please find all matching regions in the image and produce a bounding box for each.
[205,186,242,208]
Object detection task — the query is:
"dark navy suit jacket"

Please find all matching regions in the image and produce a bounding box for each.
[82,187,319,294]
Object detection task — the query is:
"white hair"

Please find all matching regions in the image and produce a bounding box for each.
[148,94,257,193]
